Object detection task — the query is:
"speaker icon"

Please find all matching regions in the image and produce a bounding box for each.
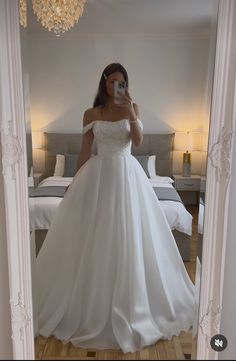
[210,334,227,352]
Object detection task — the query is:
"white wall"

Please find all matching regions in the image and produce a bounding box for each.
[26,33,213,174]
[28,34,210,133]
[0,144,13,359]
[20,27,32,134]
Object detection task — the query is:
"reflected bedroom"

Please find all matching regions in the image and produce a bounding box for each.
[19,0,218,359]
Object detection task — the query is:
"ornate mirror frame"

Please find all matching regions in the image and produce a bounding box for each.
[0,1,235,359]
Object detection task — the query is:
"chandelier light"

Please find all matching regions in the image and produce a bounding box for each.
[19,0,27,28]
[19,0,86,36]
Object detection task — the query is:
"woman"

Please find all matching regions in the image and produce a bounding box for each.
[36,63,195,354]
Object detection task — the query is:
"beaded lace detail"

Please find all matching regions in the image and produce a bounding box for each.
[82,119,143,156]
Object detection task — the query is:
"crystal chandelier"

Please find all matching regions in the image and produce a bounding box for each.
[19,0,86,36]
[19,0,27,28]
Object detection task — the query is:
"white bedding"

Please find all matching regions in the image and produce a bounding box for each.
[29,176,192,235]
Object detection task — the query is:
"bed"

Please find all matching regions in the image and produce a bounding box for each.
[29,132,192,261]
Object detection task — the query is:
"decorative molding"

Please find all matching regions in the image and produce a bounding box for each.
[0,120,23,179]
[199,300,222,347]
[197,1,236,360]
[10,293,31,342]
[208,126,233,182]
[0,1,35,359]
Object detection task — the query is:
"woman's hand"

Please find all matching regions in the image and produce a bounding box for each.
[117,88,137,121]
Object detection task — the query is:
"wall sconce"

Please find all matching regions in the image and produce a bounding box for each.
[174,131,201,177]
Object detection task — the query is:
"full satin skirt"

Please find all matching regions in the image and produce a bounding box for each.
[35,153,195,353]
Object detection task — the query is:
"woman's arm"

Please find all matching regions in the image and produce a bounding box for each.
[76,109,94,171]
[129,103,143,147]
[117,88,143,147]
[65,110,94,193]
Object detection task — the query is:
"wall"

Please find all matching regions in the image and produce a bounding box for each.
[20,27,34,177]
[0,142,13,359]
[20,27,32,134]
[28,34,211,133]
[26,33,213,174]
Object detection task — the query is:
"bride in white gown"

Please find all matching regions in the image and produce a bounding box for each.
[35,63,195,354]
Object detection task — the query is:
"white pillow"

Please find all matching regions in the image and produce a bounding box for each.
[147,155,174,183]
[53,154,65,176]
[147,155,157,178]
[28,176,34,187]
[53,154,156,177]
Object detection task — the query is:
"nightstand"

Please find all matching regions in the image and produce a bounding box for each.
[173,174,201,205]
[33,173,45,187]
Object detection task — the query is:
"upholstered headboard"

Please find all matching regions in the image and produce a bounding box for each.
[44,132,174,177]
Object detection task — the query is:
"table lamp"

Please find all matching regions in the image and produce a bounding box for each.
[32,131,45,173]
[32,131,44,150]
[174,131,201,177]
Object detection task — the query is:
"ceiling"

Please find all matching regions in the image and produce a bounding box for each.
[26,0,218,36]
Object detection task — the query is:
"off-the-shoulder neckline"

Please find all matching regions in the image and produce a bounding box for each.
[82,118,142,132]
[89,118,128,125]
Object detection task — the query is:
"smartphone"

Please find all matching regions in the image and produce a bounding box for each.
[114,80,126,104]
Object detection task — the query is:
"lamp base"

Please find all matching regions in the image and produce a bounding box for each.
[182,152,191,177]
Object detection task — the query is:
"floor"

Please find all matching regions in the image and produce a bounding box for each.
[35,205,200,360]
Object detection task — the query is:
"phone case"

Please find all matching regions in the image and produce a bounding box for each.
[114,80,126,104]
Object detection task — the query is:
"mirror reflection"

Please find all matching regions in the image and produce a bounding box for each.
[20,0,218,359]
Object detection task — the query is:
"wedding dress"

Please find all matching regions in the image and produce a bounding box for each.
[35,118,195,354]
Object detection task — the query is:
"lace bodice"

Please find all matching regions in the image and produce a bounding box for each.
[82,118,143,156]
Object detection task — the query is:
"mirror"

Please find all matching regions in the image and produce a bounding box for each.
[19,0,219,359]
[3,1,236,359]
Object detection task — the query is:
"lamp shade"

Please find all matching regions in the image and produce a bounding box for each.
[174,131,201,152]
[32,131,44,149]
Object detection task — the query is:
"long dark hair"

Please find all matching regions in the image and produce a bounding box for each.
[93,63,129,108]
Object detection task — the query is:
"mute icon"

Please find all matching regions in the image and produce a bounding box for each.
[210,334,227,351]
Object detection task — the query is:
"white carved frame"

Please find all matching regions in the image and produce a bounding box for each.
[0,0,235,359]
[197,0,236,359]
[0,1,35,359]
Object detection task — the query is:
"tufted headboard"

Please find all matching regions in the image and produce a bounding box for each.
[43,132,174,178]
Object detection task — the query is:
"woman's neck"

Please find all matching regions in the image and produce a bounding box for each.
[105,97,115,108]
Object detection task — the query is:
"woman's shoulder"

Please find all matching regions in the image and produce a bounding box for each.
[83,107,101,126]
